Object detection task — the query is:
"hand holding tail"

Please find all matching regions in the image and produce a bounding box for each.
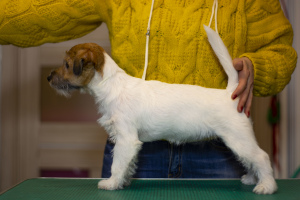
[231,57,254,118]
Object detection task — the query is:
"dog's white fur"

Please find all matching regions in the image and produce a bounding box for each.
[48,26,277,194]
[91,52,277,194]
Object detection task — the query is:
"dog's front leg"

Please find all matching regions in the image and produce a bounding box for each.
[98,133,142,190]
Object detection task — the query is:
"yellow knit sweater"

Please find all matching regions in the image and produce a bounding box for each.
[0,0,297,96]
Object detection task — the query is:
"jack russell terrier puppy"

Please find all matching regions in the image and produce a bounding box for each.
[47,26,277,194]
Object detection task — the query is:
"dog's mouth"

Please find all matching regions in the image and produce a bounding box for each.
[56,84,81,97]
[58,83,81,90]
[54,84,81,91]
[52,82,81,90]
[49,81,82,97]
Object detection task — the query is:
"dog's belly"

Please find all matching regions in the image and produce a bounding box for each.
[138,130,214,144]
[137,117,216,144]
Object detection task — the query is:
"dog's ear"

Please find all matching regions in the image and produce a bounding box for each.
[94,52,105,73]
[73,58,84,76]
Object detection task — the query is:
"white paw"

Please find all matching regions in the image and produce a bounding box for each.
[241,174,257,185]
[98,178,123,190]
[253,179,278,194]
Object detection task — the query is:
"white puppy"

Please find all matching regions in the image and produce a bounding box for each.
[47,26,277,194]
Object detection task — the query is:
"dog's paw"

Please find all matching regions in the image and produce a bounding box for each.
[241,173,257,185]
[253,179,277,194]
[98,178,123,190]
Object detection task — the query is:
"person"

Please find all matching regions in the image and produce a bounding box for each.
[0,0,297,178]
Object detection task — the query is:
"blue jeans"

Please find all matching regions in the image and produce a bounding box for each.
[101,139,245,178]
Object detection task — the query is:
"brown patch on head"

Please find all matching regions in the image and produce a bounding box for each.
[47,43,106,96]
[67,43,106,76]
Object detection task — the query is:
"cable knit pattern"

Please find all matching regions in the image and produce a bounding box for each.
[0,0,297,96]
[0,0,103,47]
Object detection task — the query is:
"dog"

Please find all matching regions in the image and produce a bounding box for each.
[47,26,277,194]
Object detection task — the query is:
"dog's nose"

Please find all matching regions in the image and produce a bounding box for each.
[47,74,52,82]
[47,71,55,82]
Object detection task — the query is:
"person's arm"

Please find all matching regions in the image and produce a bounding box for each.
[0,0,109,47]
[231,0,297,116]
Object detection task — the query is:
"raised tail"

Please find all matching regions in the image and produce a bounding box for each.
[203,25,238,93]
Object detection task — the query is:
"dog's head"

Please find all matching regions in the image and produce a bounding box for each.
[47,43,105,96]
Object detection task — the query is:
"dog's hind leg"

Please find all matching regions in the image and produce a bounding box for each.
[241,169,258,185]
[98,131,142,190]
[217,124,277,194]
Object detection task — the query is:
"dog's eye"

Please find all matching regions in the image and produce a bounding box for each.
[65,62,69,69]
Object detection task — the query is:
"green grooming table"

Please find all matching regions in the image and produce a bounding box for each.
[0,178,299,200]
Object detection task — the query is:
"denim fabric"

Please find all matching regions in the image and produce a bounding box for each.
[101,139,246,179]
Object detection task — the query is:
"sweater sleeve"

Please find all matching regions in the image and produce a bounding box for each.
[0,0,109,47]
[240,0,297,97]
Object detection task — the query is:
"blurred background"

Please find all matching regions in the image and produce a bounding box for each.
[0,0,299,193]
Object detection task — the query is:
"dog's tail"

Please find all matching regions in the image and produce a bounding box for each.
[203,25,238,93]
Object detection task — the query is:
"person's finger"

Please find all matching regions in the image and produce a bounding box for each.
[244,84,254,117]
[232,59,243,70]
[237,85,250,112]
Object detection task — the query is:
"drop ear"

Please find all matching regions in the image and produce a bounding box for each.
[73,58,84,76]
[95,52,105,73]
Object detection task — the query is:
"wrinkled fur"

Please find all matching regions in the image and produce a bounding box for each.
[48,41,277,194]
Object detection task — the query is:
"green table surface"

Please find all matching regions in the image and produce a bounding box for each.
[0,178,299,200]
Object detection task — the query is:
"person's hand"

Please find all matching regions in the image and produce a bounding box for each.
[231,57,254,118]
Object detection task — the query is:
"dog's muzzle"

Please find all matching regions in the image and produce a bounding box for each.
[47,71,81,91]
